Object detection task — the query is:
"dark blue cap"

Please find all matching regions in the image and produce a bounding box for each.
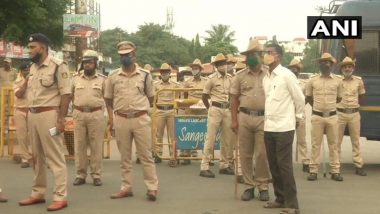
[28,33,50,46]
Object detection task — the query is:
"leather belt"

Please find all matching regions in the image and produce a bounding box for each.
[337,108,359,114]
[74,105,102,113]
[239,107,265,116]
[29,106,58,114]
[16,107,29,113]
[312,110,337,117]
[211,101,230,109]
[116,111,147,119]
[156,105,174,110]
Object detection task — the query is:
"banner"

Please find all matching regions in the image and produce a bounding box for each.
[175,116,221,150]
[63,14,100,38]
[0,40,25,58]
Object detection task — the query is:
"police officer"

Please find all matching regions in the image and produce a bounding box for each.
[226,54,237,76]
[105,41,159,201]
[199,53,235,178]
[13,62,32,168]
[230,39,271,201]
[234,61,246,72]
[0,58,17,87]
[152,63,179,163]
[19,33,71,211]
[337,57,367,176]
[180,59,208,165]
[306,53,343,182]
[288,58,310,172]
[72,50,107,186]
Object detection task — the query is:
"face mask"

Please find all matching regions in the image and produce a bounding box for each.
[84,69,95,76]
[343,70,353,78]
[319,63,330,73]
[161,74,170,81]
[31,52,42,63]
[227,64,234,72]
[263,54,275,66]
[246,54,260,68]
[217,65,227,74]
[120,55,133,66]
[192,69,200,76]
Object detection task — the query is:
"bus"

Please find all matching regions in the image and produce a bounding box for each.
[321,0,380,140]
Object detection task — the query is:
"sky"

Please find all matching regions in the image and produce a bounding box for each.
[97,0,333,51]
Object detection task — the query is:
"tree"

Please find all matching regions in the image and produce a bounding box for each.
[203,24,238,61]
[100,28,129,68]
[302,39,319,73]
[0,0,71,47]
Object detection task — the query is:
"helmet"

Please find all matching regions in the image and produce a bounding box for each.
[82,50,98,61]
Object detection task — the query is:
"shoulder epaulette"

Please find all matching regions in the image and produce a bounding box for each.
[353,75,362,80]
[109,68,120,76]
[50,57,64,66]
[235,68,248,75]
[310,73,319,78]
[170,80,181,85]
[96,72,107,78]
[138,68,150,74]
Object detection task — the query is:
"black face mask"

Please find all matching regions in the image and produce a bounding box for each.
[31,53,42,63]
[84,69,95,76]
[120,55,133,66]
[319,64,331,73]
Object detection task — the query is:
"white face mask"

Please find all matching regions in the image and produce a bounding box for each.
[192,69,200,76]
[161,74,170,81]
[343,71,353,78]
[263,54,275,65]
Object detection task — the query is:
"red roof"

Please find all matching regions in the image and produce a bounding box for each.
[293,37,307,42]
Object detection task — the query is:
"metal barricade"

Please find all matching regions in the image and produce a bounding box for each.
[0,87,15,157]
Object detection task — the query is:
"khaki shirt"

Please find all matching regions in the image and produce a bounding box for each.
[306,73,343,112]
[28,56,71,107]
[13,75,30,108]
[299,79,308,95]
[337,75,365,108]
[230,68,266,111]
[182,76,208,99]
[104,67,154,113]
[203,72,231,102]
[154,80,179,105]
[72,72,106,107]
[0,67,17,87]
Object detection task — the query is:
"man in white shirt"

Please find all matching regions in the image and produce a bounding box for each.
[262,44,305,214]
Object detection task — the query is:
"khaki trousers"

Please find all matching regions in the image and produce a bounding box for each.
[337,112,364,168]
[28,110,67,201]
[73,109,106,179]
[239,113,270,190]
[153,109,174,156]
[114,114,158,191]
[296,119,310,164]
[309,115,340,174]
[14,109,32,162]
[200,106,234,170]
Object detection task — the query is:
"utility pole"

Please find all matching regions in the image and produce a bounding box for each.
[75,0,88,69]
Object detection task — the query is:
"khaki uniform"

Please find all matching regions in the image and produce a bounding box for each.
[13,75,32,163]
[306,73,342,174]
[0,67,17,87]
[200,72,234,170]
[72,72,106,180]
[153,79,179,156]
[337,75,365,168]
[296,79,309,165]
[230,68,270,190]
[27,56,71,201]
[104,67,158,192]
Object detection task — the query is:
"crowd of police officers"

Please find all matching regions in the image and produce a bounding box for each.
[0,33,368,213]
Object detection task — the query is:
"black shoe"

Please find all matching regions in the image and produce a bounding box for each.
[307,173,317,181]
[209,161,215,166]
[20,162,30,168]
[237,175,244,184]
[93,178,102,186]
[181,160,191,165]
[219,167,234,175]
[331,173,344,181]
[302,164,310,173]
[73,178,86,186]
[355,167,367,176]
[241,188,255,201]
[259,190,269,201]
[199,170,215,178]
[136,158,141,164]
[153,155,162,163]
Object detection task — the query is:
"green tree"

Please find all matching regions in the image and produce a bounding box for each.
[0,0,71,47]
[203,24,238,62]
[302,39,319,73]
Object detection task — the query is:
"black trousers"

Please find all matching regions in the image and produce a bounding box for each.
[264,130,299,209]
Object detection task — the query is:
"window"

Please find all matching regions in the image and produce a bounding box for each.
[355,32,379,74]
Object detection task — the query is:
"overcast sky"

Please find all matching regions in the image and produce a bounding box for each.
[97,0,332,51]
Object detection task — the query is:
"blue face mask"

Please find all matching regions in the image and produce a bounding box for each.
[120,55,133,66]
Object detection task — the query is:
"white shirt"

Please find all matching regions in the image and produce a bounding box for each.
[263,64,305,132]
